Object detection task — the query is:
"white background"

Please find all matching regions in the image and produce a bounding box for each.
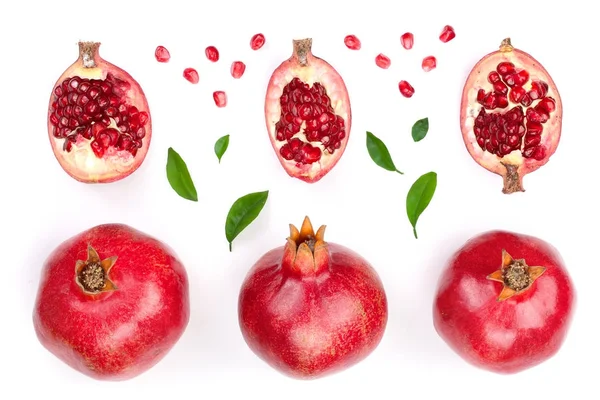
[0,1,597,398]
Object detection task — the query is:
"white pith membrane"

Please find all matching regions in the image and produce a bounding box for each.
[48,43,150,183]
[461,40,562,193]
[265,41,351,182]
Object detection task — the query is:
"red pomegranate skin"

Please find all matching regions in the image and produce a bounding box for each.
[33,224,190,381]
[433,230,576,374]
[238,217,388,379]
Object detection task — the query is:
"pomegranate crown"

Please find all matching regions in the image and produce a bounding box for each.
[283,216,329,276]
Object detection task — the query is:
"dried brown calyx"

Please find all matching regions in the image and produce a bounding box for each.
[282,216,330,276]
[75,244,118,295]
[486,249,546,301]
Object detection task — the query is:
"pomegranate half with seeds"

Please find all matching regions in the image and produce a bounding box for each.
[265,38,352,183]
[460,38,562,194]
[47,42,152,183]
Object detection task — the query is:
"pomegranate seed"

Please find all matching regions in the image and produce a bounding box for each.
[250,33,265,50]
[213,91,227,108]
[344,35,361,50]
[400,32,414,50]
[399,80,415,98]
[375,54,391,69]
[205,46,219,62]
[439,25,456,43]
[155,46,170,62]
[183,68,199,84]
[422,56,437,72]
[231,61,246,79]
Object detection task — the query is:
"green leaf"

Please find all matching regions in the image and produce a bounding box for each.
[411,117,429,142]
[366,131,403,174]
[406,171,437,239]
[166,147,198,202]
[214,134,230,163]
[225,190,269,252]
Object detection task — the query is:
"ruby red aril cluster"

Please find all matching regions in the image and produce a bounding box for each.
[343,26,455,98]
[276,78,346,165]
[49,74,148,158]
[474,61,555,160]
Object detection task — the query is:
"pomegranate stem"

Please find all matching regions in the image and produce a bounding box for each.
[78,41,101,68]
[292,38,313,67]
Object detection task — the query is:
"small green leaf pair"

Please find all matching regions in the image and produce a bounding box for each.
[165,143,268,252]
[166,135,231,202]
[365,118,436,239]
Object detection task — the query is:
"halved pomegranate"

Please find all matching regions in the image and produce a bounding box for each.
[264,38,352,183]
[47,42,152,183]
[460,38,562,194]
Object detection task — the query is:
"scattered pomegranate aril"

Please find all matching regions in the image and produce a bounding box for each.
[422,56,437,72]
[265,38,352,183]
[155,46,170,62]
[439,25,456,43]
[375,53,391,69]
[213,91,227,108]
[344,34,361,50]
[400,32,414,50]
[183,68,199,84]
[238,217,388,379]
[250,33,265,50]
[205,46,219,62]
[231,61,246,79]
[47,42,152,184]
[460,38,562,194]
[399,80,415,98]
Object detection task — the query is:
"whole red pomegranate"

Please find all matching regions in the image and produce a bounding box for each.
[47,42,152,183]
[460,38,562,194]
[433,230,576,374]
[238,217,387,379]
[265,39,352,183]
[33,224,189,381]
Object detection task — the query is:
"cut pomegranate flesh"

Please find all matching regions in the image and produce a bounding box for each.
[205,46,219,62]
[155,46,170,62]
[183,68,199,84]
[439,25,456,43]
[461,38,562,194]
[422,56,437,72]
[213,91,227,107]
[344,35,361,50]
[399,80,415,98]
[375,54,391,69]
[250,33,265,50]
[265,38,352,183]
[231,61,246,79]
[47,42,152,184]
[400,32,414,50]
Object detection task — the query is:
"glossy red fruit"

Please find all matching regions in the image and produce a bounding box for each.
[239,217,388,379]
[231,61,246,79]
[439,25,456,43]
[32,224,190,381]
[265,38,352,183]
[400,32,414,50]
[183,67,199,84]
[47,42,152,183]
[433,230,576,374]
[251,33,266,50]
[461,38,562,194]
[155,46,170,62]
[344,34,361,50]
